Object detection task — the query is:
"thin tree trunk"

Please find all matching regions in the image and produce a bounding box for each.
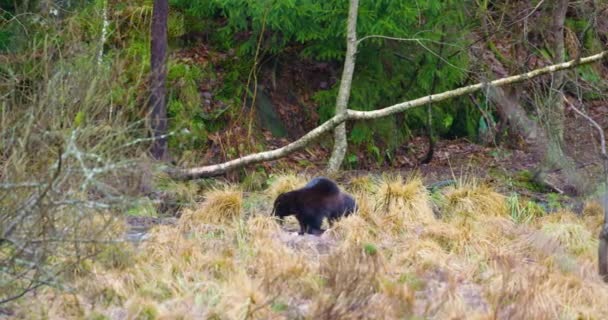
[546,0,568,141]
[149,0,169,161]
[327,0,359,173]
[167,50,607,180]
[421,25,447,164]
[97,0,109,66]
[536,0,584,194]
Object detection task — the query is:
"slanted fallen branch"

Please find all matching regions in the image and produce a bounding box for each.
[169,50,608,180]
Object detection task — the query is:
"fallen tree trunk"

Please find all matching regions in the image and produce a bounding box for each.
[168,50,608,180]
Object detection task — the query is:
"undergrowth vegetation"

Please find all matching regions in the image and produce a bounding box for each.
[0,5,150,306]
[9,174,608,319]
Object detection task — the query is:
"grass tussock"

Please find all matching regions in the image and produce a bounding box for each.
[376,174,435,229]
[265,174,308,200]
[8,174,608,319]
[443,178,507,220]
[179,187,243,229]
[348,175,377,194]
[312,242,386,319]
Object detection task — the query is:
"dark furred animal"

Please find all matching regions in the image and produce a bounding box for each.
[272,177,357,235]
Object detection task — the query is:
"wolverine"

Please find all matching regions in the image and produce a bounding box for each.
[272,177,357,235]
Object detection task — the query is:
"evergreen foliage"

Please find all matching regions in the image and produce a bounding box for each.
[170,0,476,162]
[5,0,606,164]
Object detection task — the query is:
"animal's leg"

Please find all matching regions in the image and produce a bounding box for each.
[306,215,325,235]
[298,218,306,235]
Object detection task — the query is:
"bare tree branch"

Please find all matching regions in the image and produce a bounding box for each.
[563,96,606,158]
[169,50,608,180]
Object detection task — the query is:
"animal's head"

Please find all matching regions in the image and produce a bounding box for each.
[272,192,293,218]
[343,194,357,216]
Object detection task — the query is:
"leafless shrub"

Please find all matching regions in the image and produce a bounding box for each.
[0,29,149,305]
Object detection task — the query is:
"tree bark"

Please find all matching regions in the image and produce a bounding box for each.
[535,0,583,194]
[149,0,169,161]
[546,0,569,142]
[327,0,359,173]
[168,50,608,180]
[97,0,109,66]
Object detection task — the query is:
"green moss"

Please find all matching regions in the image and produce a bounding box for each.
[363,243,378,256]
[398,273,426,291]
[271,300,289,312]
[135,305,158,320]
[126,199,158,218]
[87,312,109,320]
[512,170,547,193]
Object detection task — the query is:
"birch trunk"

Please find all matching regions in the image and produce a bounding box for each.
[327,0,359,173]
[149,0,169,161]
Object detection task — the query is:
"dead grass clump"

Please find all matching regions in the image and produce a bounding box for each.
[442,180,507,220]
[179,187,243,229]
[486,263,608,319]
[582,200,605,232]
[348,175,377,194]
[540,222,596,258]
[536,209,579,224]
[328,214,380,246]
[376,174,435,228]
[349,193,380,224]
[583,200,604,217]
[142,224,186,260]
[248,235,312,292]
[374,278,415,318]
[140,224,235,282]
[463,216,519,251]
[125,297,159,320]
[213,271,273,320]
[265,174,308,200]
[247,214,282,238]
[312,242,387,319]
[392,239,451,271]
[485,270,560,320]
[420,220,468,253]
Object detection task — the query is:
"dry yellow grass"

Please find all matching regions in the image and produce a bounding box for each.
[9,174,608,319]
[375,174,436,231]
[265,173,308,200]
[443,178,507,219]
[178,186,243,230]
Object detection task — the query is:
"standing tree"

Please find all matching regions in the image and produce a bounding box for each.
[149,0,169,160]
[327,0,359,173]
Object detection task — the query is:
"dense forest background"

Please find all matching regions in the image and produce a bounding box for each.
[2,1,607,172]
[2,0,608,318]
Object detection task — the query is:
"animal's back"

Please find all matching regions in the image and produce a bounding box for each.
[302,177,340,195]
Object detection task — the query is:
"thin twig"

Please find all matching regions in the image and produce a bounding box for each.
[563,95,606,158]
